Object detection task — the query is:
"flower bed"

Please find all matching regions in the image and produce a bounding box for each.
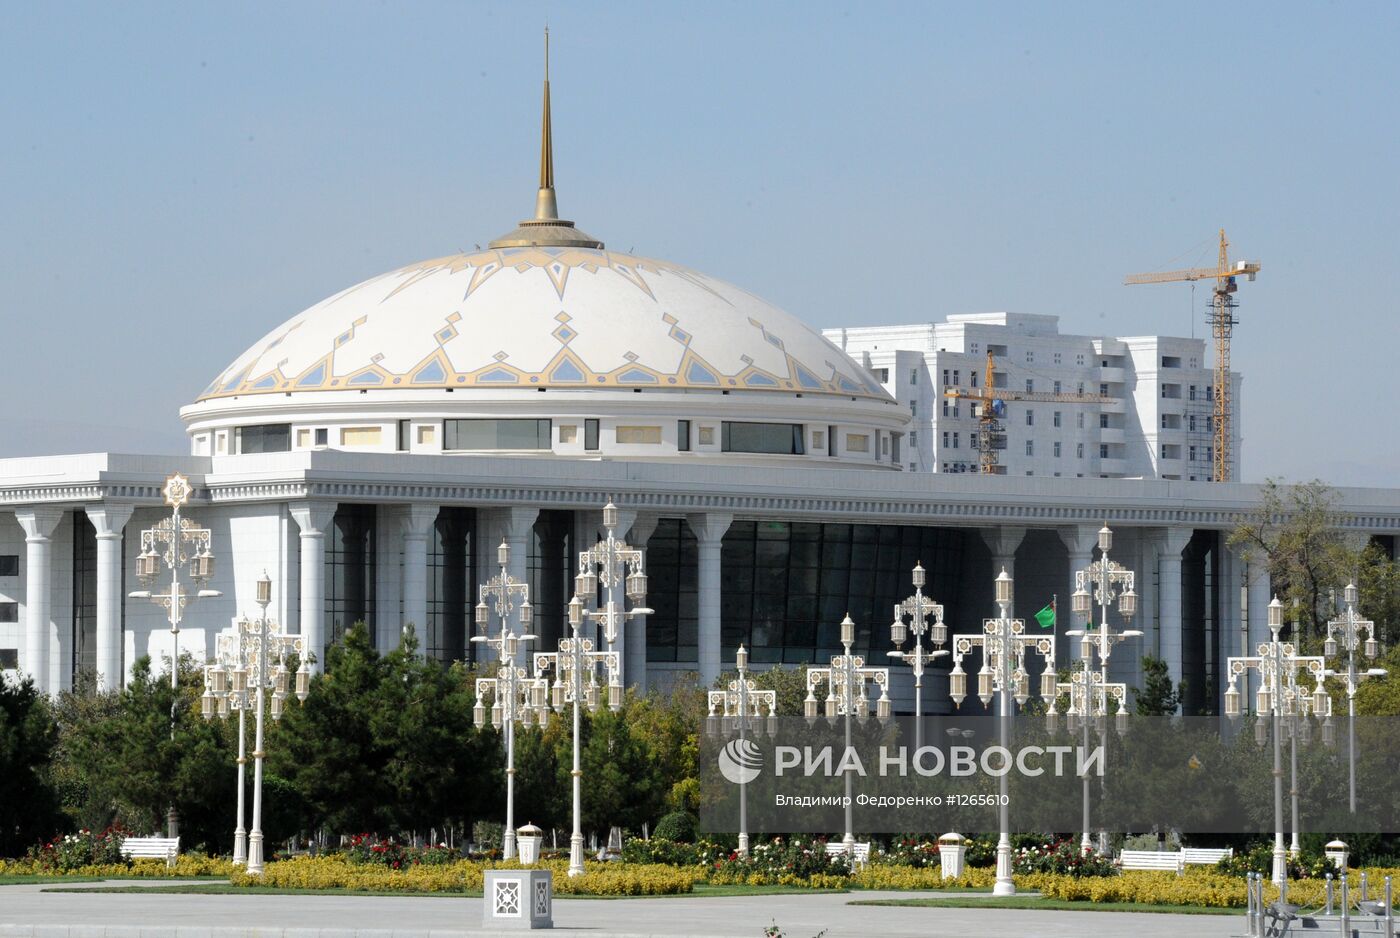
[230,855,697,895]
[0,854,236,878]
[1036,868,1400,909]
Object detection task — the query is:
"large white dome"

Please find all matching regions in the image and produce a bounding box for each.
[198,246,889,403]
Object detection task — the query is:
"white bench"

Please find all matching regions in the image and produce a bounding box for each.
[120,836,180,868]
[1182,847,1233,866]
[1119,849,1184,873]
[825,841,870,868]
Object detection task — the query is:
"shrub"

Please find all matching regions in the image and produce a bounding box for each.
[652,811,698,843]
[1216,842,1336,880]
[1012,839,1117,878]
[25,827,127,872]
[706,836,852,886]
[880,838,940,869]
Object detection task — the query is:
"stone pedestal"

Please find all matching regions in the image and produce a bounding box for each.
[484,869,553,929]
[938,832,966,879]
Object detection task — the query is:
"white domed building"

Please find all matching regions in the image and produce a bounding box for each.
[1,65,1396,721]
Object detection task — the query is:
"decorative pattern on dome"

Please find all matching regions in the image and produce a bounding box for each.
[197,247,890,403]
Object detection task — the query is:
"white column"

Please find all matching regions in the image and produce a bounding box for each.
[1057,524,1098,666]
[1138,533,1159,660]
[622,514,659,692]
[396,504,438,652]
[1218,545,1243,716]
[85,504,134,691]
[16,508,64,694]
[498,507,538,591]
[688,513,733,687]
[290,501,336,673]
[1156,528,1193,696]
[981,527,1026,617]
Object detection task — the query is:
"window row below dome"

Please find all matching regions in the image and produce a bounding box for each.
[192,418,905,467]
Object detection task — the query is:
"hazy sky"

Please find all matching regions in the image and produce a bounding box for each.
[3,2,1396,486]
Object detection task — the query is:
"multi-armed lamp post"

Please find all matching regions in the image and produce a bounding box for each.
[806,615,892,856]
[201,571,309,874]
[1059,524,1139,852]
[1225,597,1330,886]
[888,562,948,752]
[1323,583,1386,814]
[535,594,623,877]
[575,502,651,681]
[950,567,1056,897]
[1046,664,1129,853]
[707,644,778,859]
[472,540,548,862]
[130,472,220,838]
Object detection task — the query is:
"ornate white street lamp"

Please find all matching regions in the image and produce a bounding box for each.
[472,539,548,861]
[1046,663,1129,852]
[805,615,891,856]
[574,501,651,681]
[129,472,220,837]
[1323,583,1386,814]
[1278,657,1328,856]
[950,567,1055,897]
[534,594,622,877]
[201,571,309,874]
[706,644,778,858]
[888,562,949,752]
[1225,597,1329,886]
[1054,524,1140,851]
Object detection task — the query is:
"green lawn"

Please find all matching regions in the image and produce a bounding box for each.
[850,896,1236,915]
[0,876,103,885]
[40,882,846,900]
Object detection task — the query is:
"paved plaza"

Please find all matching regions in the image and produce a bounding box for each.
[0,881,1243,938]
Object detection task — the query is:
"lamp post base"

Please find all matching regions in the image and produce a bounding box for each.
[737,832,749,859]
[503,830,518,861]
[233,828,247,866]
[993,839,1016,896]
[247,832,265,875]
[1271,845,1287,887]
[567,834,584,878]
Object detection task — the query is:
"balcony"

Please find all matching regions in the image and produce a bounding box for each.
[1099,428,1125,444]
[1099,457,1127,475]
[1099,366,1126,383]
[1101,397,1126,413]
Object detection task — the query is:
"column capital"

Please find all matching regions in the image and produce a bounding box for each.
[393,503,439,539]
[1056,524,1099,557]
[16,507,65,540]
[498,506,540,541]
[1155,526,1193,558]
[686,512,733,545]
[289,500,336,535]
[626,512,661,547]
[980,525,1026,559]
[85,503,135,539]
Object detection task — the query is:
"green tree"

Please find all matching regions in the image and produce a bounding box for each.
[579,705,661,837]
[0,672,61,856]
[1135,654,1180,716]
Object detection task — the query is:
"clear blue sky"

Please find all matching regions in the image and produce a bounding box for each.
[3,2,1396,486]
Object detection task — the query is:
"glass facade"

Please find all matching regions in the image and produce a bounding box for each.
[426,507,474,663]
[528,511,574,652]
[443,419,552,450]
[646,519,967,665]
[325,504,376,654]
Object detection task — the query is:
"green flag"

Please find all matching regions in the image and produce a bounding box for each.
[1034,601,1056,629]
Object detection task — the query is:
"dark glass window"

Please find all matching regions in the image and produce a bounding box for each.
[721,422,805,455]
[0,648,17,668]
[528,511,574,653]
[584,419,600,451]
[677,420,691,452]
[397,419,411,452]
[426,508,473,663]
[237,424,291,454]
[443,419,552,450]
[325,505,376,656]
[0,554,17,577]
[71,513,98,676]
[314,428,328,446]
[828,425,837,457]
[0,602,17,624]
[644,519,698,663]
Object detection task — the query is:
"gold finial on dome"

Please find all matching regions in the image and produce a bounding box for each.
[489,28,603,250]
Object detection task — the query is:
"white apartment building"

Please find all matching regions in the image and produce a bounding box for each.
[826,313,1242,481]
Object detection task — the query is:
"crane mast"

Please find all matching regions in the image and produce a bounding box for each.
[1125,229,1260,482]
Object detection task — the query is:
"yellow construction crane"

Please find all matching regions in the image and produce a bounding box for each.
[1125,229,1260,483]
[944,349,1111,475]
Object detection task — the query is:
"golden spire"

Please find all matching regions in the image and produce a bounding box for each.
[535,27,557,219]
[490,27,603,250]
